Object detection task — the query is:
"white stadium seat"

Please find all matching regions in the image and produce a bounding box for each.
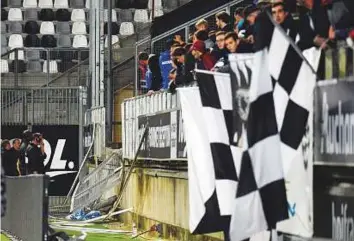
[54,0,69,8]
[9,49,24,60]
[72,21,87,34]
[72,34,88,48]
[119,22,134,36]
[71,9,86,22]
[85,0,90,8]
[8,34,23,48]
[148,0,162,9]
[0,60,9,73]
[134,9,149,23]
[43,60,58,73]
[40,22,55,34]
[149,9,164,21]
[23,0,38,8]
[38,0,54,8]
[8,8,23,21]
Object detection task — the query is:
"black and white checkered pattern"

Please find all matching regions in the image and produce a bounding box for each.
[229,20,320,241]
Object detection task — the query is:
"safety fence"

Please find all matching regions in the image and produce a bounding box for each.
[2,175,49,241]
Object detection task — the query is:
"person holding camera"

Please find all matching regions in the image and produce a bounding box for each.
[26,133,47,175]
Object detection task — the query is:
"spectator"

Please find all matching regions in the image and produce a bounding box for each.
[194,30,214,49]
[1,166,5,218]
[19,130,32,175]
[195,19,209,32]
[234,7,245,33]
[138,52,149,90]
[1,140,11,176]
[1,140,10,154]
[3,139,21,176]
[225,32,240,54]
[211,31,228,63]
[146,54,163,94]
[272,2,298,40]
[26,133,47,175]
[216,11,233,32]
[159,39,174,90]
[168,68,177,93]
[172,47,195,85]
[190,40,216,70]
[209,30,217,43]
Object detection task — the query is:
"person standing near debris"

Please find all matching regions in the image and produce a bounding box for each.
[26,133,47,175]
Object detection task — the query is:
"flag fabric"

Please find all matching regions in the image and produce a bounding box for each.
[178,70,240,235]
[229,14,320,241]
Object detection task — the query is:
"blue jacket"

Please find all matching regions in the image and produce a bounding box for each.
[159,50,173,89]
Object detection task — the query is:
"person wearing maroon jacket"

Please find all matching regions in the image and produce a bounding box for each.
[190,40,216,71]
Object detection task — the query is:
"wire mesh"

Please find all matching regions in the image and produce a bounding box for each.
[324,44,354,80]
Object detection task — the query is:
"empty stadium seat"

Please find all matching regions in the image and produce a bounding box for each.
[148,0,162,9]
[134,9,149,23]
[43,60,58,73]
[24,21,39,34]
[9,0,22,8]
[104,22,119,35]
[1,47,8,55]
[70,0,84,8]
[104,0,116,8]
[57,35,71,47]
[85,0,90,8]
[2,9,8,21]
[133,0,148,9]
[116,0,133,9]
[119,22,134,36]
[8,8,23,21]
[149,9,163,20]
[104,9,117,22]
[1,35,7,47]
[23,0,38,8]
[9,50,24,60]
[118,9,133,22]
[24,9,38,20]
[72,21,86,34]
[39,0,53,8]
[41,35,57,47]
[9,60,26,72]
[54,0,69,8]
[58,61,75,72]
[26,49,40,60]
[56,22,70,34]
[1,60,9,73]
[164,0,178,10]
[39,9,55,21]
[71,9,85,21]
[27,61,42,73]
[72,34,87,48]
[56,9,70,21]
[8,34,23,48]
[40,21,55,34]
[9,21,22,33]
[105,35,120,47]
[1,22,7,34]
[24,34,41,47]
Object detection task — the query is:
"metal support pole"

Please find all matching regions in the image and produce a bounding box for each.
[106,0,113,144]
[14,49,18,87]
[152,0,155,19]
[134,44,138,96]
[90,0,96,108]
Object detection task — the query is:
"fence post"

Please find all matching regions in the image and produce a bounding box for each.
[78,87,84,172]
[14,49,18,87]
[32,89,35,124]
[22,90,28,125]
[78,50,81,86]
[135,44,138,96]
[46,49,50,86]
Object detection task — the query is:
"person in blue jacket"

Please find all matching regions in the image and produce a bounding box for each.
[159,39,175,90]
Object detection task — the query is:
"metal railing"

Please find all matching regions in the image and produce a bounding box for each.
[324,43,354,80]
[1,86,87,125]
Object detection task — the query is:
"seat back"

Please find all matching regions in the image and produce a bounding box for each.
[8,8,23,21]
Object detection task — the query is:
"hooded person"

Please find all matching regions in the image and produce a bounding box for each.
[190,40,216,71]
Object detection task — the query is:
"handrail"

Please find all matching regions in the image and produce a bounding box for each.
[151,0,244,42]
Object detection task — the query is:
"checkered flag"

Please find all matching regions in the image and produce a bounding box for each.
[229,13,320,241]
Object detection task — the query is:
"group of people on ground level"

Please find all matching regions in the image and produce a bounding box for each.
[138,0,354,94]
[1,130,47,176]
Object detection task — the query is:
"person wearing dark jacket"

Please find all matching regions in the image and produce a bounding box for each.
[146,55,163,93]
[26,133,47,175]
[159,40,174,89]
[216,11,233,32]
[3,139,21,176]
[19,130,32,175]
[172,47,195,86]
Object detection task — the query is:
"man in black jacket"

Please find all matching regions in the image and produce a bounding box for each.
[26,133,47,175]
[4,139,22,176]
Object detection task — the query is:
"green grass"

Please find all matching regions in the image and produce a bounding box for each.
[1,233,11,241]
[55,229,140,241]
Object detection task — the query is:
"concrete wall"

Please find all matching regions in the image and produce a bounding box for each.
[120,168,224,241]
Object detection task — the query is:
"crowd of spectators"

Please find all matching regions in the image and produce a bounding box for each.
[138,0,354,94]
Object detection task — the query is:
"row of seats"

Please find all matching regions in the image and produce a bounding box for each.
[2,34,119,51]
[2,8,159,22]
[1,59,78,73]
[2,0,174,10]
[2,21,134,35]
